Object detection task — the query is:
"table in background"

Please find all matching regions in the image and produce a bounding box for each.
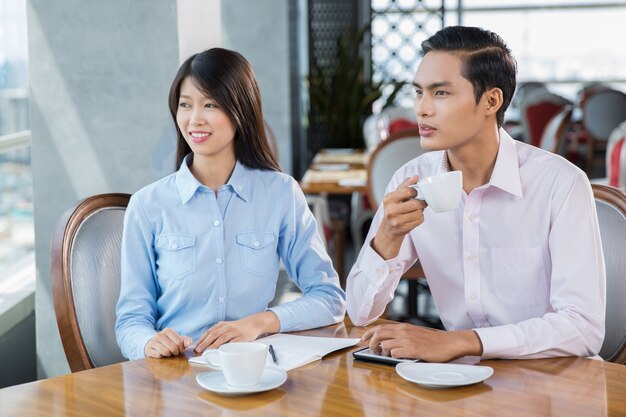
[2,318,626,417]
[300,149,369,281]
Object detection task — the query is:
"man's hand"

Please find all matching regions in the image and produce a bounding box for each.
[372,176,427,260]
[193,311,280,353]
[144,328,192,358]
[361,323,483,363]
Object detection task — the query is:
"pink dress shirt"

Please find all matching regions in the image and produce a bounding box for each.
[347,129,606,359]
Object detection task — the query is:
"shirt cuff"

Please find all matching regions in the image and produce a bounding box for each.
[473,324,521,359]
[128,328,158,361]
[267,305,293,333]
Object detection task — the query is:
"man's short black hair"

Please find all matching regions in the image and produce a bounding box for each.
[420,26,517,127]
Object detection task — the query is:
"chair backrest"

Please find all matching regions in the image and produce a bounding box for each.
[539,105,573,156]
[606,121,626,188]
[366,128,425,211]
[51,193,131,372]
[592,185,626,364]
[582,89,626,141]
[520,90,571,147]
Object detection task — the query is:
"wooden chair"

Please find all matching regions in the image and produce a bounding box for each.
[520,90,570,147]
[606,121,626,190]
[539,105,573,156]
[366,128,425,212]
[592,185,626,364]
[51,193,130,372]
[582,89,626,177]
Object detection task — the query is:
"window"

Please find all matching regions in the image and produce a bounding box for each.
[0,0,33,285]
[371,1,626,104]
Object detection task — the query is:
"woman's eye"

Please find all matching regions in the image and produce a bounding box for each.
[205,103,217,109]
[179,102,190,108]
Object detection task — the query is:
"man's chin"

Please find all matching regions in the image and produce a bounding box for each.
[419,137,446,152]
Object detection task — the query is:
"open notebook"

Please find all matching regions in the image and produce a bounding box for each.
[189,334,360,372]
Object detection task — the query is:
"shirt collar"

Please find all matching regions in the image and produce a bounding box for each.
[488,128,523,198]
[175,155,250,204]
[440,128,523,198]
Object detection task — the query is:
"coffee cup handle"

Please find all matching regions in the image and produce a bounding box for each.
[412,184,426,201]
[203,351,222,370]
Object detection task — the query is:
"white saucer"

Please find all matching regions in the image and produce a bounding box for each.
[396,363,493,388]
[196,366,287,395]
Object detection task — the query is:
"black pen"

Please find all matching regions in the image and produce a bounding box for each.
[268,344,278,364]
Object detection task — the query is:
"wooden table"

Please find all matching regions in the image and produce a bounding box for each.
[3,319,626,417]
[299,149,369,195]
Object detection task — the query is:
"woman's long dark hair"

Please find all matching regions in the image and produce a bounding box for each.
[168,48,281,172]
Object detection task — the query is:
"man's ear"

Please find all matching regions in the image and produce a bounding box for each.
[484,87,503,116]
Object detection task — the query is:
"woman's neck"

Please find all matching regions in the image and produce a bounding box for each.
[189,154,237,191]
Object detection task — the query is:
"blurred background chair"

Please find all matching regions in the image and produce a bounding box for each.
[581,89,626,177]
[592,185,626,364]
[51,193,130,372]
[539,105,573,157]
[520,90,571,147]
[606,121,626,190]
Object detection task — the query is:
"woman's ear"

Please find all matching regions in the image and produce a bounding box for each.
[484,87,503,116]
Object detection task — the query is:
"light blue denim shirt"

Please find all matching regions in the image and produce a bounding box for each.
[115,156,346,360]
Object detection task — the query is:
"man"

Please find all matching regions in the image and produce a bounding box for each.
[346,26,605,362]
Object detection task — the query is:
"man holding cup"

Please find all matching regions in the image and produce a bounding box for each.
[346,26,605,362]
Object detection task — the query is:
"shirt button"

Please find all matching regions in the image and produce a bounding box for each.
[469,294,477,301]
[466,254,475,261]
[218,296,224,303]
[467,214,474,222]
[253,241,260,248]
[171,243,178,250]
[216,258,223,264]
[213,220,220,227]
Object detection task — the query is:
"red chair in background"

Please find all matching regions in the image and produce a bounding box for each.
[606,121,626,190]
[539,105,573,156]
[520,90,571,147]
[580,89,626,177]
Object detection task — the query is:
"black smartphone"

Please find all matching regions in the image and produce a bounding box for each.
[352,347,417,366]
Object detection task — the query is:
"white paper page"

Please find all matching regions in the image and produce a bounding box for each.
[256,334,360,357]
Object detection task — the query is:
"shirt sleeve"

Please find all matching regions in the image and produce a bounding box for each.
[115,195,159,360]
[345,174,419,326]
[269,178,346,332]
[474,170,606,359]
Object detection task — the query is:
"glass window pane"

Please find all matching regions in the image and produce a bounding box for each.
[0,0,29,136]
[461,7,626,98]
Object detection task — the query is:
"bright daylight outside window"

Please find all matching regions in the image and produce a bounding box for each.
[372,1,626,106]
[0,0,32,292]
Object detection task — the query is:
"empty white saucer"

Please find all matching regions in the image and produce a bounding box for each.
[396,363,493,388]
[196,366,287,395]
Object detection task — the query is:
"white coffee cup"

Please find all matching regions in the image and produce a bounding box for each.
[411,171,463,213]
[203,342,268,387]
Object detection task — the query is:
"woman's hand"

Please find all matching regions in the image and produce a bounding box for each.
[194,311,280,353]
[361,323,483,363]
[144,328,192,358]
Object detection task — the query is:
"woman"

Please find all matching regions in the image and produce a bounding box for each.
[115,48,346,360]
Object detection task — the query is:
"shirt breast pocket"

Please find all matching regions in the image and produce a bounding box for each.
[237,231,276,276]
[491,247,548,306]
[155,234,196,280]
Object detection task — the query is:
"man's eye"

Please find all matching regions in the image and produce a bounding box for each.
[414,89,423,96]
[435,91,449,96]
